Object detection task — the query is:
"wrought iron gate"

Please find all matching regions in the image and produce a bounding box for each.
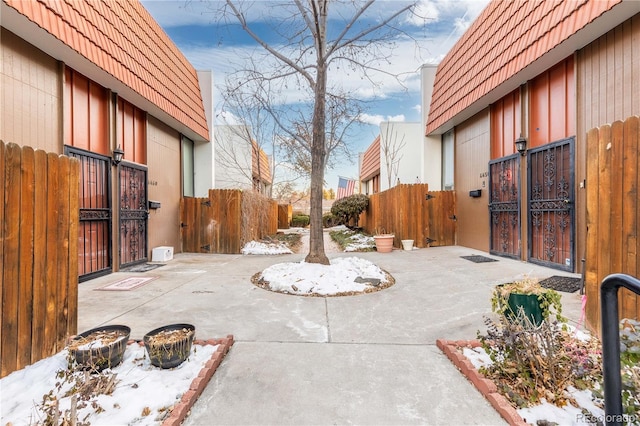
[65,147,112,282]
[489,154,520,258]
[527,137,574,271]
[119,163,148,267]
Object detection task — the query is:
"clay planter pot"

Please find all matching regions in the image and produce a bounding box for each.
[373,234,395,253]
[143,323,195,369]
[69,325,131,372]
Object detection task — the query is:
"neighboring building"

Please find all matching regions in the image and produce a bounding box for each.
[1,0,210,281]
[214,125,272,194]
[379,121,422,190]
[425,0,640,273]
[359,135,380,195]
[359,64,441,193]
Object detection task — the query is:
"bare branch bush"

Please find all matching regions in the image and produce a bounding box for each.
[380,122,406,188]
[240,190,276,247]
[478,312,602,409]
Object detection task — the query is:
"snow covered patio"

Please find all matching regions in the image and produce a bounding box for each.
[75,243,584,425]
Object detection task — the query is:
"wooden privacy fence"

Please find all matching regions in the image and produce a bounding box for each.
[1,141,79,378]
[359,184,457,248]
[181,189,278,254]
[278,204,292,229]
[585,116,640,334]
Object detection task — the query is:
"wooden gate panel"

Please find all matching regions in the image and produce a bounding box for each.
[119,163,147,267]
[489,155,520,258]
[586,117,640,333]
[528,138,574,271]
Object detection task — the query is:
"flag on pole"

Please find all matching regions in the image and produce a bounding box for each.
[336,177,355,200]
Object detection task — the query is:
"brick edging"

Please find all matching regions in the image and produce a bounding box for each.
[161,335,235,426]
[435,339,528,426]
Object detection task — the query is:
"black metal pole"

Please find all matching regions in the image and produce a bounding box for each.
[600,273,640,425]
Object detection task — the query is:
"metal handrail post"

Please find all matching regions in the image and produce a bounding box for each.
[600,273,640,425]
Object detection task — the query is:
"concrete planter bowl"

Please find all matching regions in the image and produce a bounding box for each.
[144,323,195,369]
[69,325,131,372]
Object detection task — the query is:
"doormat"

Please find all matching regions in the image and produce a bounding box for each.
[539,275,582,293]
[121,263,165,272]
[96,276,158,291]
[460,255,498,263]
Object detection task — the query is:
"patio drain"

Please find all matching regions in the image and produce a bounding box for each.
[460,255,498,263]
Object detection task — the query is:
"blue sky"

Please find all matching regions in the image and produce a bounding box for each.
[141,0,489,192]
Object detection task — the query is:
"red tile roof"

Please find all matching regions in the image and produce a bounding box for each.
[426,0,623,134]
[4,0,209,141]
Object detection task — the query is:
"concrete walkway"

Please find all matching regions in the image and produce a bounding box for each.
[78,241,584,425]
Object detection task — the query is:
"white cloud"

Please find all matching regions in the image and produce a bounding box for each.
[413,104,422,113]
[358,113,406,126]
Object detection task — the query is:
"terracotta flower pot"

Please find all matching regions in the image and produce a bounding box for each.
[373,234,395,253]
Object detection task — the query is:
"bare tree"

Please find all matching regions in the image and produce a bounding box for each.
[216,90,276,195]
[218,0,416,264]
[380,122,407,188]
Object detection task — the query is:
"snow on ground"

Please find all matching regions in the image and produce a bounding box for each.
[1,344,216,425]
[241,240,292,255]
[259,256,389,295]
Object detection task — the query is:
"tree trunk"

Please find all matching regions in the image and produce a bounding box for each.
[305,0,329,265]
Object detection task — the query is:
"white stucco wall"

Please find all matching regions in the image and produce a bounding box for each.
[379,121,423,191]
[421,64,442,190]
[214,124,254,190]
[195,70,215,196]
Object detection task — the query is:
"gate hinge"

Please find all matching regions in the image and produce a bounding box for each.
[201,244,211,252]
[425,237,436,245]
[201,200,211,207]
[425,194,435,200]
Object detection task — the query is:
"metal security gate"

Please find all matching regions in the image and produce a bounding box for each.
[489,154,520,258]
[65,147,112,282]
[528,137,574,271]
[119,162,148,267]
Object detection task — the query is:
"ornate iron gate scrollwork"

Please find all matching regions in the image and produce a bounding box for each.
[528,137,574,271]
[489,155,520,258]
[65,147,113,282]
[119,163,148,267]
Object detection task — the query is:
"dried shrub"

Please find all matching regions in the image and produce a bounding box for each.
[478,312,602,409]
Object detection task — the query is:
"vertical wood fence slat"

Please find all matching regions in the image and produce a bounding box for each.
[31,149,47,362]
[0,142,4,370]
[44,152,59,358]
[1,142,78,378]
[2,143,21,377]
[18,146,35,371]
[621,116,638,319]
[359,184,456,248]
[67,156,79,338]
[586,116,640,334]
[585,127,601,333]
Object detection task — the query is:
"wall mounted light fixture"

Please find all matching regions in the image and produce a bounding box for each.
[112,145,124,165]
[515,136,527,156]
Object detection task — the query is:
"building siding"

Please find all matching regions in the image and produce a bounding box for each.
[147,116,181,252]
[0,29,60,153]
[455,110,490,252]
